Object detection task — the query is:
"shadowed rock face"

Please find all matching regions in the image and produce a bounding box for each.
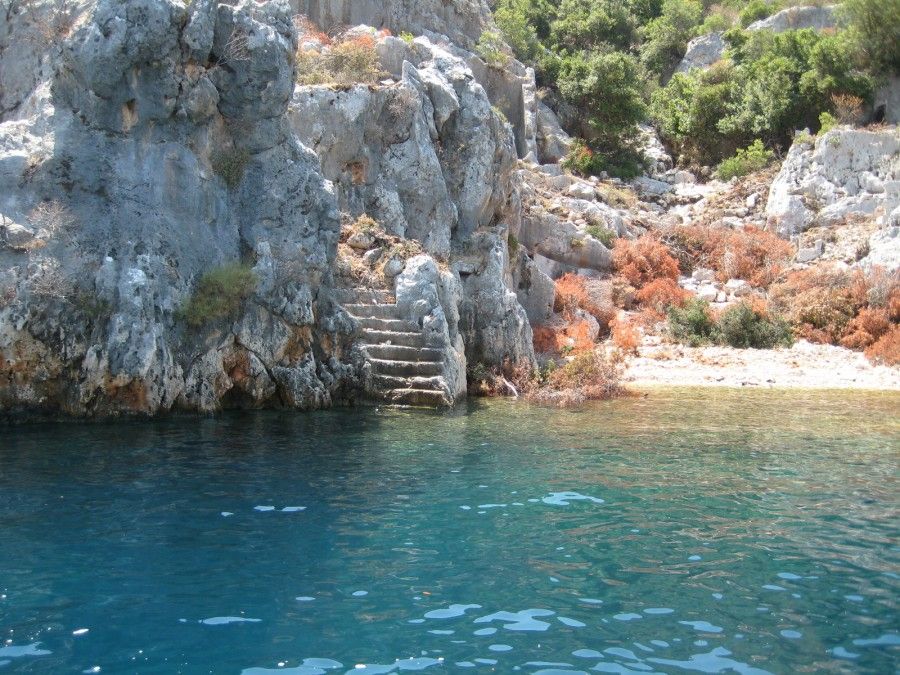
[292,0,493,49]
[0,0,537,417]
[0,0,348,416]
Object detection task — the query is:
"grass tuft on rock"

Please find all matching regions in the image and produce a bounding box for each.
[178,263,257,328]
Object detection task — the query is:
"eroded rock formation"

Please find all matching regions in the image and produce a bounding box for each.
[0,0,539,416]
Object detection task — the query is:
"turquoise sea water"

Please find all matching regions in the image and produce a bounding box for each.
[0,389,898,674]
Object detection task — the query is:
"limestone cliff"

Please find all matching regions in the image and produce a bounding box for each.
[0,0,537,416]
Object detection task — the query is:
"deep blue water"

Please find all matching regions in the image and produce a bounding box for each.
[0,389,898,674]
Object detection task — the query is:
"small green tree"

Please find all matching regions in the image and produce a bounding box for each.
[715,139,774,180]
[716,302,793,349]
[550,0,637,52]
[842,0,900,74]
[667,298,717,346]
[639,0,703,77]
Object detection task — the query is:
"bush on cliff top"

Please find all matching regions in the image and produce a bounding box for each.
[296,34,384,87]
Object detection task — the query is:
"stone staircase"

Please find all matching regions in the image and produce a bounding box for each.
[334,288,451,407]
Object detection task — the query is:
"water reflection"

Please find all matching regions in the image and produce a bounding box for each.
[0,389,897,673]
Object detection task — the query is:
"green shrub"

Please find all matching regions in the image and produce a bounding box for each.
[716,302,794,348]
[586,224,616,248]
[561,139,645,179]
[562,139,606,176]
[550,0,637,53]
[738,0,772,28]
[667,298,717,346]
[650,61,737,165]
[399,31,414,45]
[651,28,873,165]
[842,0,900,74]
[495,2,544,63]
[475,30,509,67]
[639,0,703,76]
[818,110,838,134]
[178,263,257,328]
[508,232,519,256]
[715,139,774,180]
[557,50,647,144]
[211,148,251,189]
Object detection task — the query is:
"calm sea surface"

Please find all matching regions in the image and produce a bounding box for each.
[0,389,898,674]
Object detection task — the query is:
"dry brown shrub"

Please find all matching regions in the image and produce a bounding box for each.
[532,319,596,355]
[532,325,559,354]
[662,225,793,288]
[840,307,891,349]
[831,93,865,126]
[889,289,900,323]
[610,275,636,309]
[293,15,331,44]
[634,278,689,317]
[865,325,900,366]
[612,236,680,289]
[611,316,640,354]
[553,274,616,334]
[296,33,384,86]
[528,350,624,405]
[554,273,589,314]
[769,267,863,344]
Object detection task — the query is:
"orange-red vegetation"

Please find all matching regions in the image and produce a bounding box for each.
[634,277,689,317]
[865,325,900,366]
[612,236,680,289]
[293,15,331,44]
[663,225,794,288]
[840,307,891,349]
[554,273,616,332]
[533,319,596,355]
[611,317,640,354]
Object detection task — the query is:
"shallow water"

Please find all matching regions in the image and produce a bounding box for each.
[0,389,898,674]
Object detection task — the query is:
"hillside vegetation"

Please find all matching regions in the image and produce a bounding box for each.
[492,0,898,174]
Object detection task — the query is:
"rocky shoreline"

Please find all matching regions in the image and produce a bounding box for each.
[1,0,897,418]
[623,339,900,391]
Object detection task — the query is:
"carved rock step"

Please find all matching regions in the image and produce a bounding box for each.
[363,344,444,362]
[344,303,403,319]
[369,358,444,377]
[354,316,420,332]
[333,288,395,304]
[373,374,445,392]
[361,330,426,348]
[386,388,451,407]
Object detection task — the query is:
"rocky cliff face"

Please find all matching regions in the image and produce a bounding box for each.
[0,0,537,417]
[765,127,900,270]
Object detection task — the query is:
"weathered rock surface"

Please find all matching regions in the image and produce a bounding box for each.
[293,0,493,50]
[674,32,725,75]
[765,127,900,238]
[0,1,539,416]
[747,5,837,33]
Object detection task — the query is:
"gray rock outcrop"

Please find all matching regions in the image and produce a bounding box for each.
[674,32,725,75]
[746,5,837,33]
[293,0,493,50]
[765,127,900,237]
[0,0,538,416]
